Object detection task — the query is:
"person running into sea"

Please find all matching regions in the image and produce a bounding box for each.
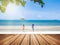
[32,24,34,32]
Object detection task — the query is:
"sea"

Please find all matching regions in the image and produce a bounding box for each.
[0,20,60,26]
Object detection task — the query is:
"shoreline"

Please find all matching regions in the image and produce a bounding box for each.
[0,26,60,33]
[0,26,60,30]
[0,26,60,29]
[0,26,60,32]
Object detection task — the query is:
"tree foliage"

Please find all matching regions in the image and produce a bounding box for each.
[0,0,45,13]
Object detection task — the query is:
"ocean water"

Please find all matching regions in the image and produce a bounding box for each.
[0,20,60,26]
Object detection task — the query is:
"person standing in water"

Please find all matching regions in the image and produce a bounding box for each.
[32,24,34,31]
[23,24,25,31]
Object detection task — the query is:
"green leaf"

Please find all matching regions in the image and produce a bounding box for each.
[0,6,1,10]
[10,0,14,3]
[31,0,45,8]
[2,0,9,7]
[20,0,26,7]
[0,6,6,13]
[16,0,20,5]
[0,0,45,13]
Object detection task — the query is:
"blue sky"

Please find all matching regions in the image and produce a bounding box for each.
[0,0,60,20]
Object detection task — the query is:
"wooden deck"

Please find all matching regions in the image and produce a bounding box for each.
[0,34,60,45]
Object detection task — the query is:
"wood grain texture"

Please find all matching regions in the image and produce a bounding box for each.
[0,34,60,45]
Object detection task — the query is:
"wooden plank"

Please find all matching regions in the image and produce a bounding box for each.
[21,34,29,45]
[0,34,12,40]
[0,35,15,45]
[1,35,19,45]
[0,34,60,45]
[35,34,49,45]
[40,35,58,45]
[31,34,39,45]
[11,34,25,45]
[45,35,60,45]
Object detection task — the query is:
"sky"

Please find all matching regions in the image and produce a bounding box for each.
[0,0,60,20]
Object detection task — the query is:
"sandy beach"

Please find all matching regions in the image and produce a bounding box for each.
[0,26,60,34]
